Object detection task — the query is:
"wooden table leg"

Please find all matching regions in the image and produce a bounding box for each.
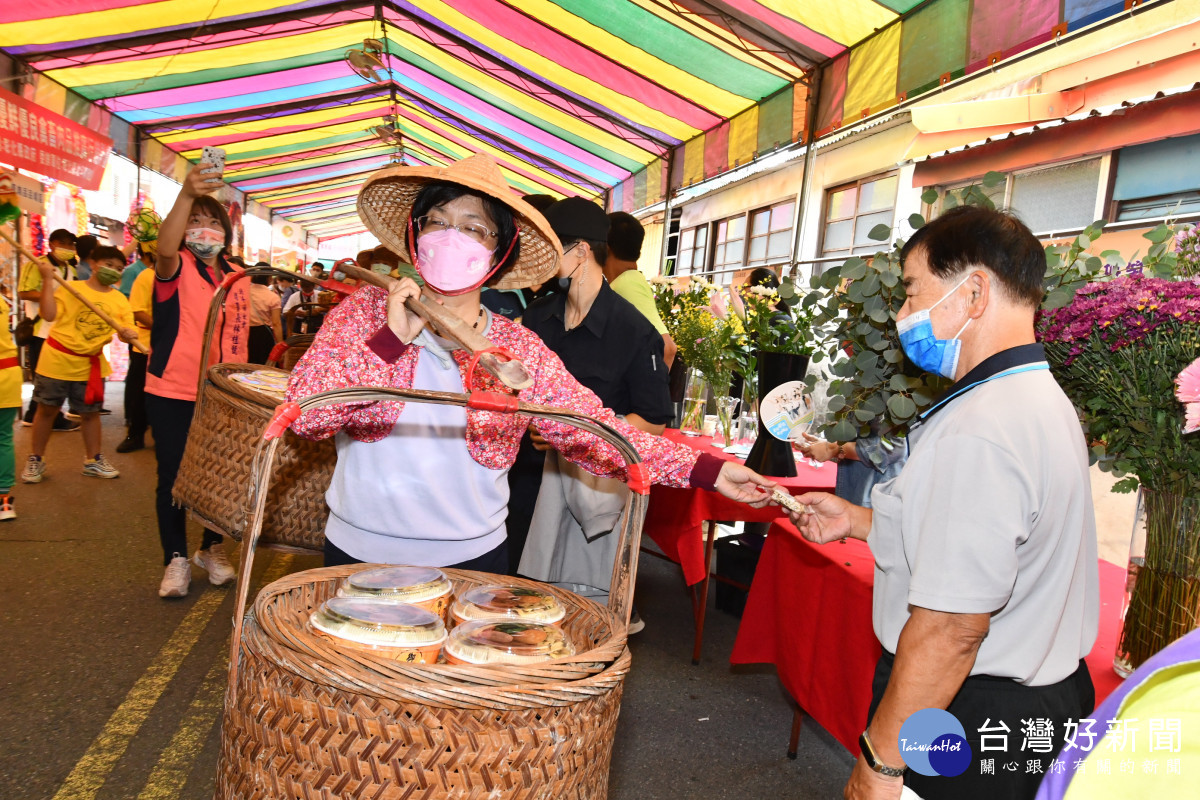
[788,708,804,759]
[690,520,718,665]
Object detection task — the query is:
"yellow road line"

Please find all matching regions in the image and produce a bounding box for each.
[135,554,295,800]
[51,587,227,800]
[52,552,296,800]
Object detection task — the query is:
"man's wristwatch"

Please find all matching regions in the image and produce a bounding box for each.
[859,730,906,778]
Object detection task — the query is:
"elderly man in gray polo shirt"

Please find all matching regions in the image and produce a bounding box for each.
[791,206,1099,800]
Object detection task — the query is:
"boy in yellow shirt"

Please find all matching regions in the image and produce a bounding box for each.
[22,246,139,482]
[0,295,23,518]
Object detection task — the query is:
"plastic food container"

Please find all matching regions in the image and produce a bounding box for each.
[338,566,453,619]
[450,584,566,626]
[443,620,574,665]
[310,597,446,663]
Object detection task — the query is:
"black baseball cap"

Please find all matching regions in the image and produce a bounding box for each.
[544,196,610,243]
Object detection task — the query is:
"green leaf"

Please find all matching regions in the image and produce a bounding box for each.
[920,187,939,206]
[831,419,859,443]
[944,192,959,209]
[869,307,890,324]
[854,408,876,423]
[826,394,847,413]
[886,393,917,419]
[1145,224,1172,244]
[841,258,868,281]
[889,374,909,392]
[1042,288,1073,310]
[855,351,878,371]
[1111,476,1140,494]
[882,348,905,364]
[908,213,926,230]
[1076,233,1091,250]
[779,281,796,299]
[982,171,1005,188]
[867,223,892,242]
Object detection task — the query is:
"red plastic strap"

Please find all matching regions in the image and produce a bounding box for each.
[267,342,288,363]
[320,278,354,295]
[465,346,521,392]
[264,402,302,441]
[219,270,246,290]
[467,391,519,414]
[627,462,651,496]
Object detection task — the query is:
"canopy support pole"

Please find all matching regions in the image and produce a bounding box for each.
[657,149,676,277]
[789,65,822,283]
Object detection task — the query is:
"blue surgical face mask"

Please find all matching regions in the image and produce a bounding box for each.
[896,274,972,379]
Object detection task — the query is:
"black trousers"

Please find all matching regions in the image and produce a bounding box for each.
[247,325,275,365]
[868,650,1095,800]
[145,394,221,564]
[324,537,509,574]
[124,346,148,438]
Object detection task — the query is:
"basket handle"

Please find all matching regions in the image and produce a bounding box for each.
[226,387,649,704]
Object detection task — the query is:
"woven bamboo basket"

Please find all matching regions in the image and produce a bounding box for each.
[173,363,334,550]
[172,266,337,552]
[216,386,650,800]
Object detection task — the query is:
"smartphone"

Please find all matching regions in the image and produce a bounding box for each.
[200,146,226,184]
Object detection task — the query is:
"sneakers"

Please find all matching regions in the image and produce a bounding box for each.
[115,435,145,454]
[193,543,236,585]
[82,454,120,479]
[159,556,191,598]
[21,455,45,484]
[627,608,646,635]
[0,495,15,521]
[53,416,81,432]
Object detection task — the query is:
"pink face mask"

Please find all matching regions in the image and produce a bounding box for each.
[414,227,500,296]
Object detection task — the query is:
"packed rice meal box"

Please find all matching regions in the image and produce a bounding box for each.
[450,584,565,626]
[443,619,575,665]
[338,565,453,619]
[309,597,446,663]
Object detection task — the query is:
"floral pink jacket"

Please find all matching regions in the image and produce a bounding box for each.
[286,286,721,490]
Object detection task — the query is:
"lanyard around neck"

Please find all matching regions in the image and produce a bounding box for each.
[914,362,1050,428]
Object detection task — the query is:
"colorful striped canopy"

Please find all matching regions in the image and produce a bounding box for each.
[0,0,1126,239]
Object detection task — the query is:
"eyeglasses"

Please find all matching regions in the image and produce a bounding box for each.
[416,215,497,245]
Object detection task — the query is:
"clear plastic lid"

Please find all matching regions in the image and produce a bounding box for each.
[451,584,565,624]
[444,620,574,664]
[310,597,446,647]
[339,566,452,602]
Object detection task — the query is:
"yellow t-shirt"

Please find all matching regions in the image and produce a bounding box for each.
[610,269,668,335]
[0,297,22,408]
[19,258,78,338]
[129,268,154,351]
[36,281,134,382]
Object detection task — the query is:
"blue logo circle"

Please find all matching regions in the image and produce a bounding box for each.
[897,709,972,777]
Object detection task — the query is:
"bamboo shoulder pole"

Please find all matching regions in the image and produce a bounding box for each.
[0,228,147,354]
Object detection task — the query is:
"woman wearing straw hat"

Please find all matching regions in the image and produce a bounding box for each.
[287,153,779,571]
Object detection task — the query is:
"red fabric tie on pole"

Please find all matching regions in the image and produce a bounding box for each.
[45,337,103,403]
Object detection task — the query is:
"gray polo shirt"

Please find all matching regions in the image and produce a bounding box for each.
[868,365,1099,686]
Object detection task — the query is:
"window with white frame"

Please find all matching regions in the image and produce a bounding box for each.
[1112,134,1200,222]
[821,173,898,258]
[710,215,746,285]
[676,224,708,276]
[747,200,795,267]
[932,158,1103,235]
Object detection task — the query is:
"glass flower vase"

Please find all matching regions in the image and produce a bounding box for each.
[1113,488,1200,676]
[737,379,759,446]
[712,395,739,448]
[679,369,709,436]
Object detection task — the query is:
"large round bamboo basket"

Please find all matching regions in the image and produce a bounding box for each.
[173,363,334,551]
[217,387,651,799]
[217,566,629,800]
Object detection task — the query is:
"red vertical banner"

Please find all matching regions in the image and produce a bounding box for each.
[0,85,111,190]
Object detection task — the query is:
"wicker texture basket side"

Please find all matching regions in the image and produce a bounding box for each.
[216,566,630,800]
[173,365,334,551]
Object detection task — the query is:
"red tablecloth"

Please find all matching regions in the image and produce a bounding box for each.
[730,520,1127,754]
[644,430,837,585]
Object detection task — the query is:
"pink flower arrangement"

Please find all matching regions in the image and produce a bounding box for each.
[1177,356,1200,434]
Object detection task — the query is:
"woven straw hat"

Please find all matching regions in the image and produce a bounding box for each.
[357,153,561,290]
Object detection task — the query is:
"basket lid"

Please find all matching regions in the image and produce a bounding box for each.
[340,566,451,602]
[452,584,565,624]
[310,597,445,647]
[445,620,574,664]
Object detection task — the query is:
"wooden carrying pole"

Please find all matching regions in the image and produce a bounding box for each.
[0,228,148,355]
[339,263,533,390]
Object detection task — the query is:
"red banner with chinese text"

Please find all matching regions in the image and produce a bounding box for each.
[0,86,111,191]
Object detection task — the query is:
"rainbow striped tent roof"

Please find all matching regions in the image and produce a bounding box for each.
[0,0,1134,239]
